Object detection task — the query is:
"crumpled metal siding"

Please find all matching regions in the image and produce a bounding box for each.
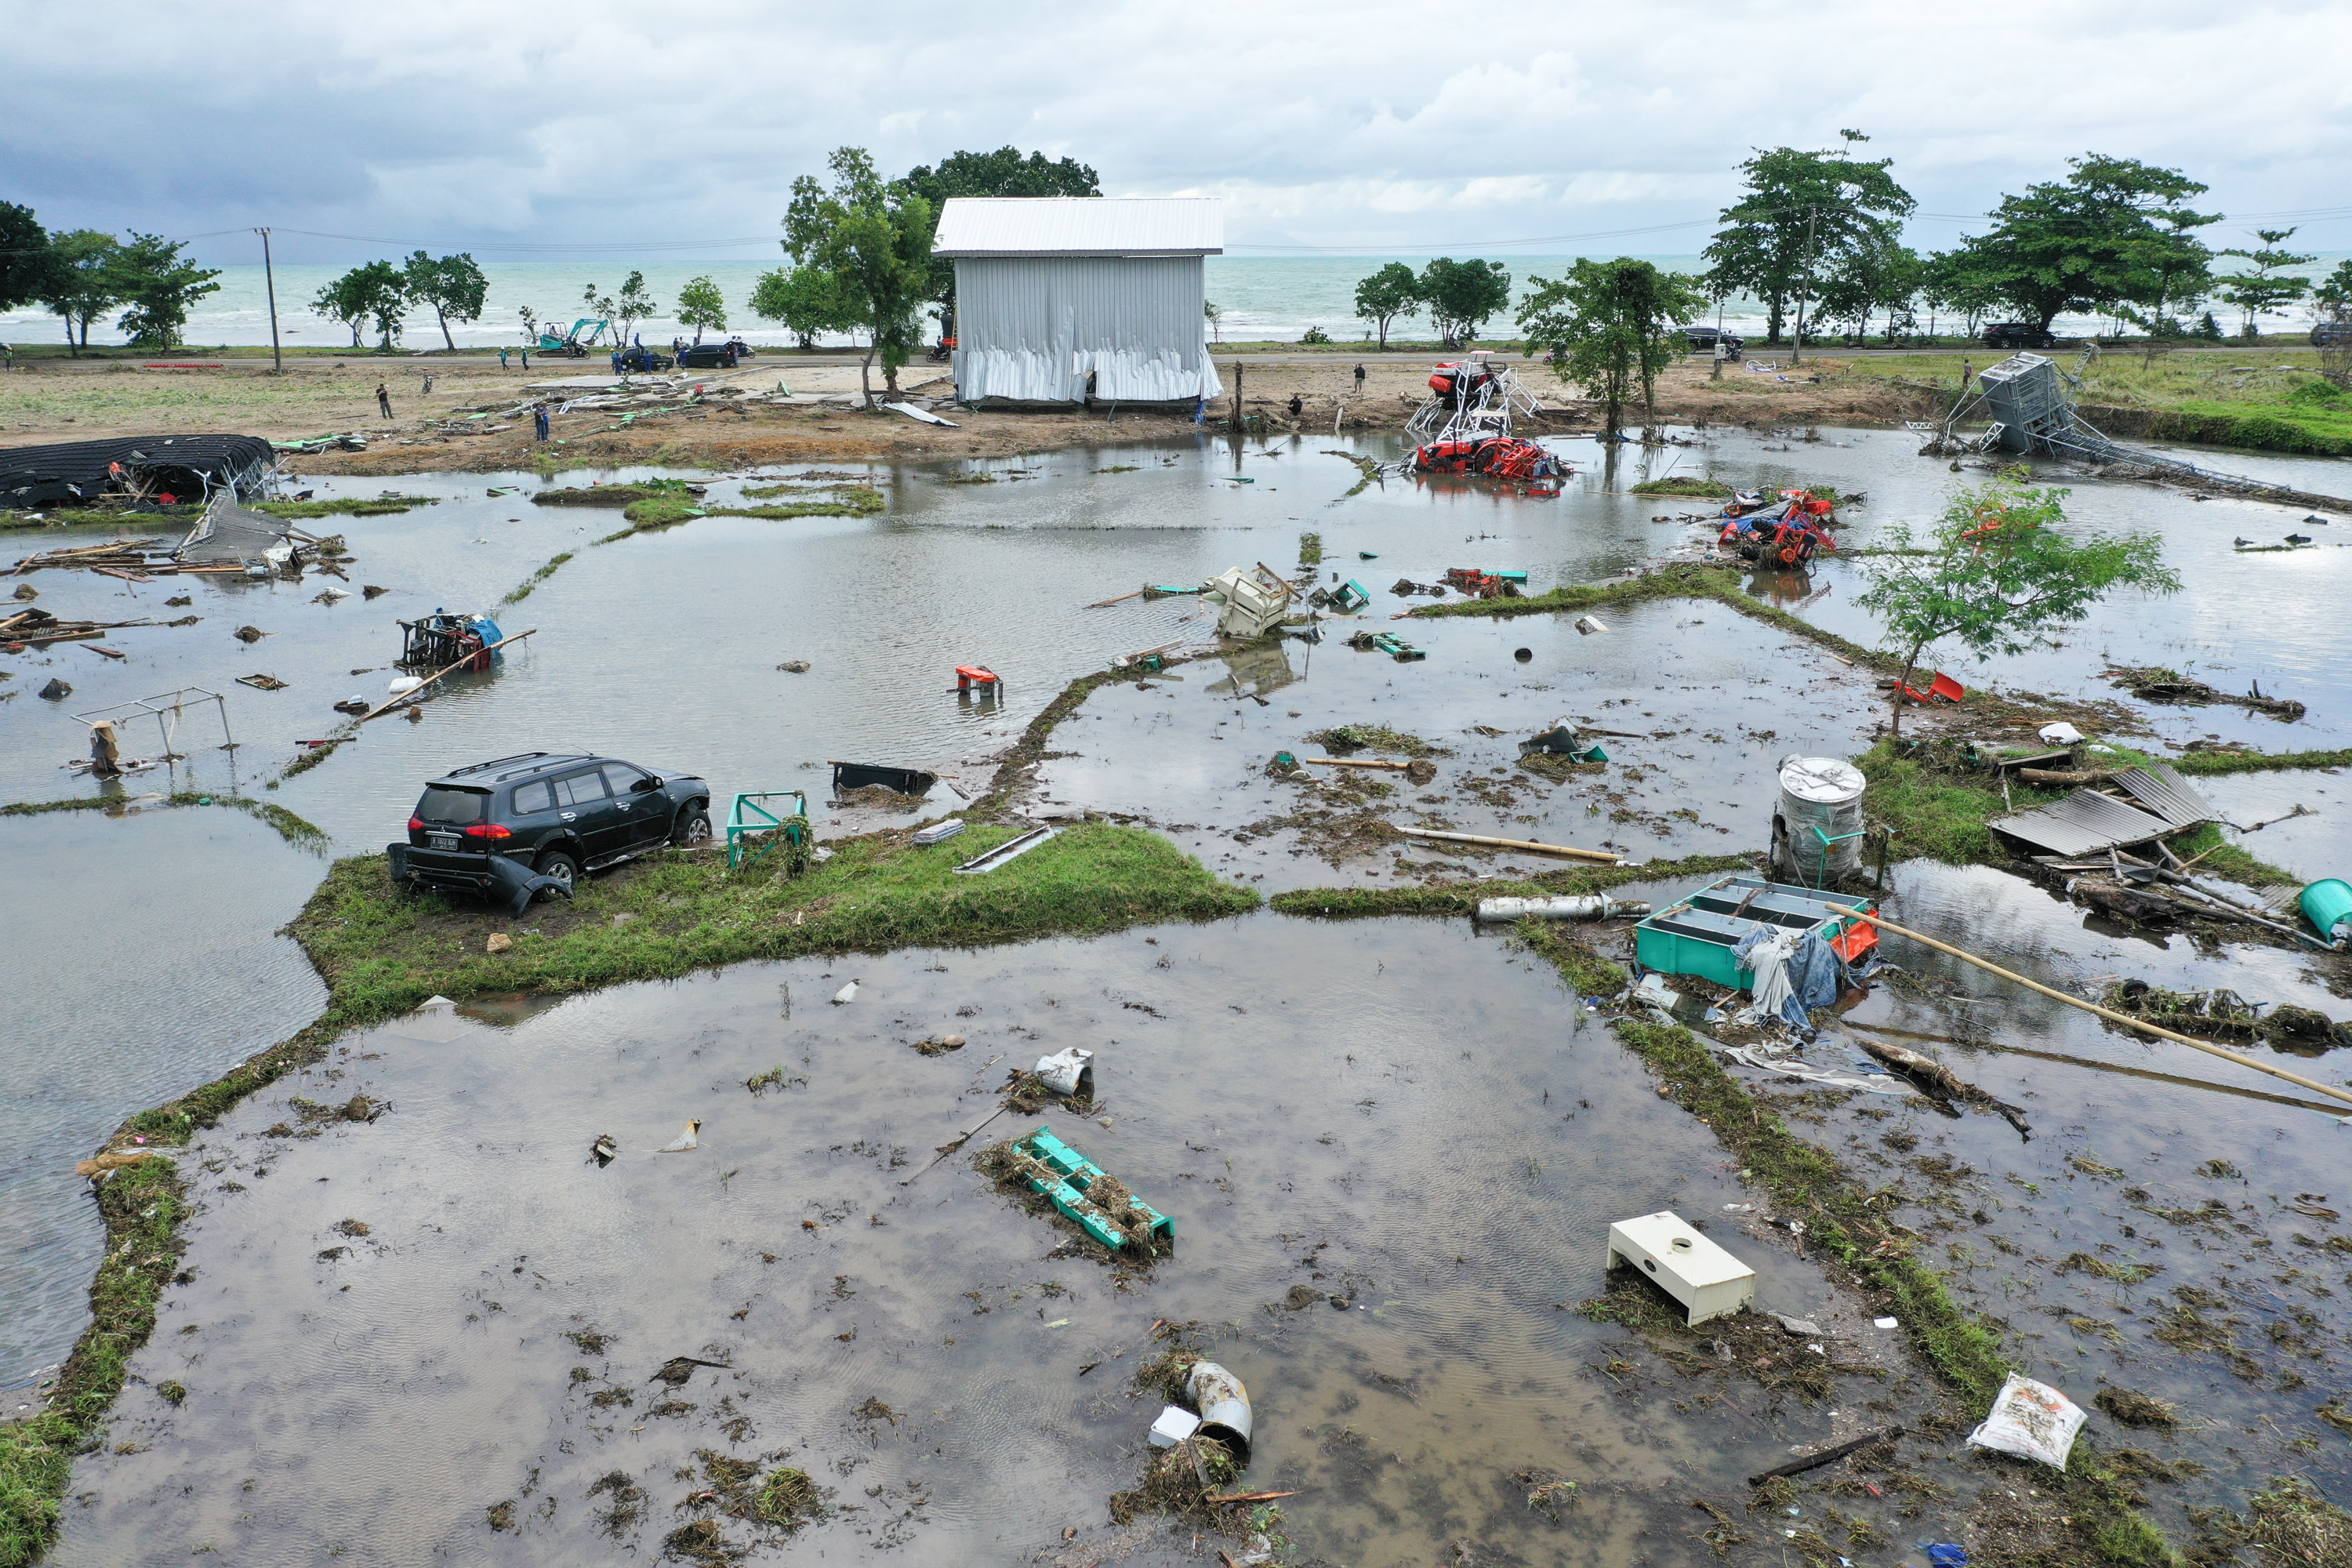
[1989,789,2176,857]
[953,256,1223,403]
[2111,764,2216,830]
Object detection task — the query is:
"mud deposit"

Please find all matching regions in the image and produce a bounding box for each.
[60,914,1954,1568]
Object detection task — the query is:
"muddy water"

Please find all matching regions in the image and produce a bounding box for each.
[0,811,324,1390]
[1040,594,1878,891]
[53,914,1915,1568]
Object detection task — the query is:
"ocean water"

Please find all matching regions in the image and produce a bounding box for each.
[11,252,2322,353]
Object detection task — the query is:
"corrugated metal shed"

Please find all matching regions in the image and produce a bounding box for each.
[1990,790,2176,858]
[933,197,1223,257]
[2111,764,2216,830]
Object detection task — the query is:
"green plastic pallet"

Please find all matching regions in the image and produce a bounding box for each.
[1011,1127,1174,1252]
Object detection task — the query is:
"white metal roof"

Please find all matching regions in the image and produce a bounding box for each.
[932,197,1224,258]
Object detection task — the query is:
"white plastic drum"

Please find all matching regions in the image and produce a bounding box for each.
[1774,756,1867,884]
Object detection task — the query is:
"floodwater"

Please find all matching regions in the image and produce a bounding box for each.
[47,916,1928,1567]
[7,419,2352,1559]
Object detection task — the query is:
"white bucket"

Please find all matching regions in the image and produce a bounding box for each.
[1033,1048,1095,1098]
[1773,756,1867,884]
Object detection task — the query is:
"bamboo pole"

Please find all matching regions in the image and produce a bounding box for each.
[1832,905,2352,1112]
[359,628,535,722]
[1396,826,1621,864]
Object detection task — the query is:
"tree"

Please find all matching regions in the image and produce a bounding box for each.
[1962,155,2218,332]
[615,271,658,344]
[400,251,488,351]
[39,230,123,353]
[783,147,936,405]
[1352,263,1420,349]
[2317,259,2352,321]
[1922,246,2005,339]
[1204,299,1224,344]
[580,281,617,343]
[1517,258,1707,435]
[311,261,406,350]
[750,265,856,349]
[1417,258,1510,346]
[900,146,1100,321]
[676,275,728,343]
[1817,233,1922,343]
[1704,136,1915,345]
[1857,482,2180,739]
[108,234,222,350]
[2215,228,2315,336]
[0,202,53,314]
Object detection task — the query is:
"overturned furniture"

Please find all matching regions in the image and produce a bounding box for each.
[1203,564,1294,639]
[1635,874,1877,990]
[1004,1126,1173,1254]
[397,611,508,672]
[1606,1210,1754,1326]
[829,760,938,798]
[725,790,811,873]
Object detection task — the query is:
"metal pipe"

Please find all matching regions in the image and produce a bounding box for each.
[1397,826,1621,864]
[1832,905,2352,1112]
[1474,895,1650,924]
[1186,1361,1252,1462]
[1034,1048,1094,1098]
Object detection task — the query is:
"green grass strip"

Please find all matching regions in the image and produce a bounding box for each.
[0,792,325,853]
[1268,852,1756,919]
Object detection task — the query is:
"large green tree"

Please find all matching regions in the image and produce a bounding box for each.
[1417,257,1510,346]
[1920,245,2005,339]
[900,146,1099,324]
[1817,233,1923,343]
[675,275,728,343]
[401,251,488,350]
[108,234,221,350]
[784,147,936,403]
[1517,258,1707,435]
[39,230,124,353]
[312,261,406,350]
[750,264,857,349]
[1703,134,1915,346]
[1962,154,2218,332]
[2215,228,2314,336]
[1352,262,1420,348]
[1857,482,2179,739]
[0,201,53,315]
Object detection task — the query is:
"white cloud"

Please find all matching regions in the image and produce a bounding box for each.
[0,0,2344,265]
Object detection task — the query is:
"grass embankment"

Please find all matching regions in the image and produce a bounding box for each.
[4,494,437,530]
[0,792,327,852]
[1267,851,1755,919]
[1832,347,2350,456]
[0,816,1250,1564]
[1629,476,1733,498]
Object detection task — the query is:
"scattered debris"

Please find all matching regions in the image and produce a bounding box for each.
[657,1120,702,1152]
[1605,1211,1755,1325]
[590,1134,619,1167]
[235,673,287,691]
[986,1126,1171,1257]
[1967,1374,2086,1469]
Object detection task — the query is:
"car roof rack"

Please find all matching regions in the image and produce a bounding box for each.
[443,751,571,779]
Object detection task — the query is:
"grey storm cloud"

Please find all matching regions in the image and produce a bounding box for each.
[3,0,2347,264]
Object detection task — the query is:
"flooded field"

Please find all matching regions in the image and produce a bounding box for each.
[7,418,2352,1564]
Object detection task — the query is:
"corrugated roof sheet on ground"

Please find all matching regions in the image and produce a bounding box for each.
[2110,764,2217,830]
[932,197,1224,257]
[1989,789,2177,858]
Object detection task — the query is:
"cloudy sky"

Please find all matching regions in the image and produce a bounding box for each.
[6,0,2350,266]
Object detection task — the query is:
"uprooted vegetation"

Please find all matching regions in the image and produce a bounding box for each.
[1576,1272,1881,1400]
[1303,724,1450,757]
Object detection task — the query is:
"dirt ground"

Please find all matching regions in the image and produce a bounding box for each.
[0,351,1934,477]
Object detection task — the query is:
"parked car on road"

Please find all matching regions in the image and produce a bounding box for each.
[677,342,740,368]
[2312,321,2351,347]
[1681,325,1745,358]
[1983,322,2058,349]
[615,345,673,373]
[398,752,710,901]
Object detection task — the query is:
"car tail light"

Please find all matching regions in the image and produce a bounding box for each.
[463,823,513,840]
[408,816,426,833]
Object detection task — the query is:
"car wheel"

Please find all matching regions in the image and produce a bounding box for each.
[674,805,713,848]
[535,848,579,898]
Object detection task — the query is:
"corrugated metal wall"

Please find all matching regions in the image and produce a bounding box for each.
[953,256,1224,403]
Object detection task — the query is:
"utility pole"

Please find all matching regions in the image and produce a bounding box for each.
[1791,205,1818,367]
[1229,360,1243,434]
[256,227,282,374]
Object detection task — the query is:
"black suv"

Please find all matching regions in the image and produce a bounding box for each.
[400,753,710,898]
[677,343,740,368]
[1682,325,1745,358]
[1983,322,2057,349]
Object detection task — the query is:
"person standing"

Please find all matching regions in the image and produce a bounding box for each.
[533,401,551,442]
[499,347,510,369]
[521,347,530,370]
[1352,363,1366,388]
[376,382,393,419]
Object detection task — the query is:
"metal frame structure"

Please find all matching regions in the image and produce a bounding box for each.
[1405,353,1545,444]
[725,790,810,873]
[71,687,234,763]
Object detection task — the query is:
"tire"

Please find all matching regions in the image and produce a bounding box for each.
[673,804,713,848]
[535,848,579,898]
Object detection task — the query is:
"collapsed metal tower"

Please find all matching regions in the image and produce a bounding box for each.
[1406,353,1546,444]
[1919,352,2350,512]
